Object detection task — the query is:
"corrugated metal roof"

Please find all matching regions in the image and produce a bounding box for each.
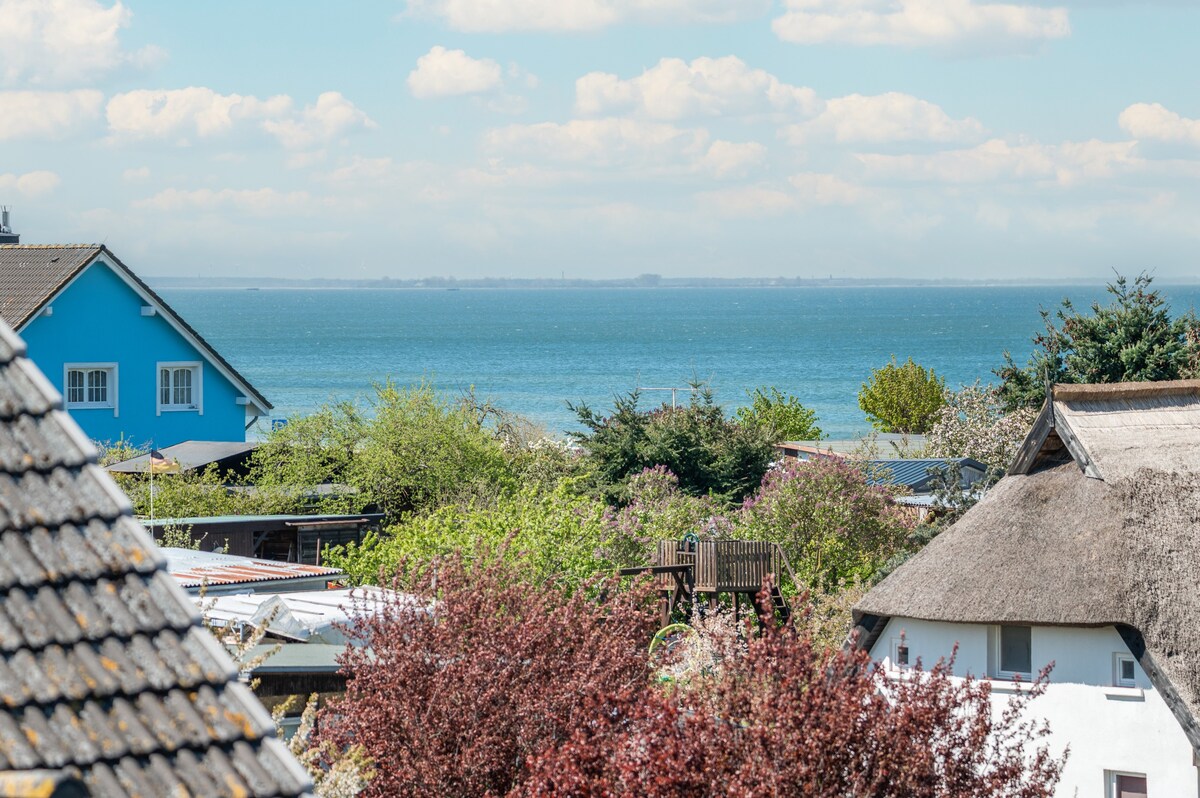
[0,244,272,412]
[0,318,310,797]
[164,548,342,589]
[867,457,988,492]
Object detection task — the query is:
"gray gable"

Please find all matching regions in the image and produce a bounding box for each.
[0,319,308,796]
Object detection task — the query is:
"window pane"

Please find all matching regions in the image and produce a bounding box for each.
[87,370,107,403]
[160,368,170,405]
[67,370,83,404]
[173,368,192,405]
[1116,774,1147,798]
[1000,626,1031,674]
[1121,658,1135,682]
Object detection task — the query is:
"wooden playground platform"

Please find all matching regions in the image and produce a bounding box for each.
[620,537,793,626]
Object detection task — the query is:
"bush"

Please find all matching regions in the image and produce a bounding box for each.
[570,388,776,505]
[521,618,1063,798]
[322,482,613,591]
[734,386,822,441]
[738,458,916,590]
[318,553,658,798]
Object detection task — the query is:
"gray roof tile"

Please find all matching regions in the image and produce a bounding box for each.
[0,318,309,796]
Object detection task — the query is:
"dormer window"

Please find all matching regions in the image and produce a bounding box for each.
[157,362,202,413]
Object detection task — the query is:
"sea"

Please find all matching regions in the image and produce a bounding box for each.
[157,284,1200,440]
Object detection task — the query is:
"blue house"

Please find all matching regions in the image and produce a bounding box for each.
[0,244,271,447]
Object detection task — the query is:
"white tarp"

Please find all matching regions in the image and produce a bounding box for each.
[199,585,425,645]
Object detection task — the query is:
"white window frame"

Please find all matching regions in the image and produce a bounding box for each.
[156,361,203,414]
[63,363,118,415]
[988,625,1033,681]
[1105,770,1147,798]
[1114,653,1137,688]
[889,637,912,672]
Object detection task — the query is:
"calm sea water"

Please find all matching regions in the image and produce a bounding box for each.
[158,285,1200,440]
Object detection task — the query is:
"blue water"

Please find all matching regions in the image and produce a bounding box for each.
[157,285,1200,439]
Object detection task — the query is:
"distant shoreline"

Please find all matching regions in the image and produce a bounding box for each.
[148,274,1179,291]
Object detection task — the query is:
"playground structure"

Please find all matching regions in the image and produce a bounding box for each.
[620,535,795,627]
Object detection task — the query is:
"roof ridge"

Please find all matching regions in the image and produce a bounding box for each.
[0,244,102,249]
[1054,379,1200,401]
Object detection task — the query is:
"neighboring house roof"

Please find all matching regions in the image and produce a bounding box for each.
[866,457,987,493]
[106,440,259,474]
[0,245,272,414]
[163,548,343,594]
[856,379,1200,754]
[0,319,310,795]
[779,434,928,460]
[201,586,409,645]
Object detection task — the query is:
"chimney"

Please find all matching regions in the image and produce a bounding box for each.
[0,207,18,244]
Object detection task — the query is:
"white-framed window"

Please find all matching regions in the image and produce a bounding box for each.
[1114,653,1137,688]
[63,363,117,413]
[1106,770,1147,798]
[157,362,202,413]
[988,625,1032,680]
[890,637,911,671]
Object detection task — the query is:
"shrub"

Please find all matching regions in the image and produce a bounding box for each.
[858,356,947,434]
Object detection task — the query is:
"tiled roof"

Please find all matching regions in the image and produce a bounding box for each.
[163,549,342,591]
[0,319,310,796]
[0,245,272,412]
[0,245,98,329]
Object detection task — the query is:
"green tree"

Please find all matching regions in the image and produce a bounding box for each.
[734,386,822,441]
[997,273,1200,410]
[323,481,612,591]
[858,356,947,434]
[251,382,516,521]
[569,388,776,505]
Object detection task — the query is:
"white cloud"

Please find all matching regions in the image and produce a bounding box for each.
[486,117,711,167]
[700,140,766,177]
[1119,103,1200,146]
[121,166,150,181]
[576,56,817,120]
[0,90,103,140]
[133,187,318,217]
[0,170,61,196]
[789,172,871,204]
[786,92,985,144]
[773,0,1070,53]
[696,185,796,216]
[106,88,373,150]
[261,92,376,149]
[403,0,768,32]
[0,0,164,86]
[106,87,291,140]
[857,137,1140,185]
[408,46,503,98]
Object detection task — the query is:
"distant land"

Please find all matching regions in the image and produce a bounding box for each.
[147,273,1184,290]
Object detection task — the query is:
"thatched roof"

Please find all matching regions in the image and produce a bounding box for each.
[856,380,1200,752]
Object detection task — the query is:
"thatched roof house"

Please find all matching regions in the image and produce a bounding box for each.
[855,380,1200,754]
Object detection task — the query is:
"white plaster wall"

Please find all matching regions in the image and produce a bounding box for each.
[871,617,1197,797]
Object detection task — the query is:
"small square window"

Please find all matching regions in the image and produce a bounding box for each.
[1115,654,1137,687]
[890,638,910,671]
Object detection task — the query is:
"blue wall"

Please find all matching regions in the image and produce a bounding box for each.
[21,259,251,447]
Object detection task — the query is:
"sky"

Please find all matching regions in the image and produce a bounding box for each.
[2,0,1199,280]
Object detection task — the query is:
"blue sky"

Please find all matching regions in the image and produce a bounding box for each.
[2,0,1198,279]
